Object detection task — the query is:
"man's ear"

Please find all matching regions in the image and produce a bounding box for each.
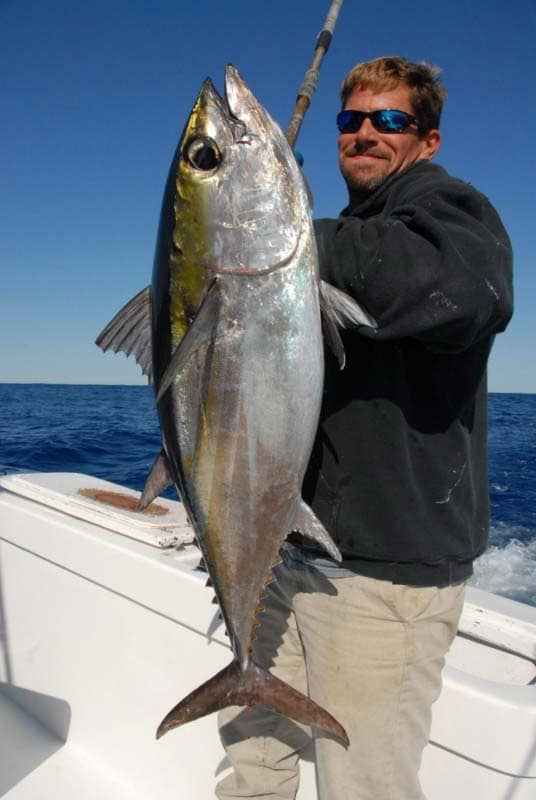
[421,129,441,160]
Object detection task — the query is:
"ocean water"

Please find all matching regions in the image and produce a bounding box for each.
[0,384,535,606]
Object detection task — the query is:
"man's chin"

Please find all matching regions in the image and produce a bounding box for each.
[340,163,390,194]
[344,173,386,194]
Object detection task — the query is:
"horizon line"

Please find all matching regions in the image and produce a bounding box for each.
[0,381,533,396]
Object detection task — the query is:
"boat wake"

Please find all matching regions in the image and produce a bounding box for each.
[470,523,536,606]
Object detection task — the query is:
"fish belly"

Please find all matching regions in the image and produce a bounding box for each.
[164,262,322,663]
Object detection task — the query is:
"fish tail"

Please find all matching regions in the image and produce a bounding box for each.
[156,659,349,745]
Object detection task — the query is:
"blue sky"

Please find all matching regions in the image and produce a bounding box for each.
[1,0,534,391]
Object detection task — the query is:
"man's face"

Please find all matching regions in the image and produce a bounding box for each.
[338,83,441,194]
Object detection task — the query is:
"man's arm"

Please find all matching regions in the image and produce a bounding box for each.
[314,182,513,353]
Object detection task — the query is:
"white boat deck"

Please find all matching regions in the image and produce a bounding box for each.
[0,472,535,799]
[0,690,142,800]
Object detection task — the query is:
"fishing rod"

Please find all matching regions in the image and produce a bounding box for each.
[286,0,345,149]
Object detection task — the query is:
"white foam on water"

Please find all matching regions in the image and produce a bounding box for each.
[470,526,536,606]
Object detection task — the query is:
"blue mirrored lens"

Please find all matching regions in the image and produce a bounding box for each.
[336,110,364,133]
[375,110,411,131]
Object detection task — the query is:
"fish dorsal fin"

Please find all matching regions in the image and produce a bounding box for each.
[291,500,342,562]
[319,280,378,370]
[138,448,174,510]
[95,286,153,382]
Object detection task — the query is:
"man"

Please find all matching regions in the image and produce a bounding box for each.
[216,56,513,800]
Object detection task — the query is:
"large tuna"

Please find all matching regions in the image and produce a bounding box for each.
[97,65,375,746]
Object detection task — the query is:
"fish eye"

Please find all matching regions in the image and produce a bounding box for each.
[184,137,221,171]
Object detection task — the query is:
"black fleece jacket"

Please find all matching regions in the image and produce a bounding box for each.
[301,161,513,586]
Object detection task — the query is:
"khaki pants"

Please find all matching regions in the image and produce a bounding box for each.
[216,556,464,800]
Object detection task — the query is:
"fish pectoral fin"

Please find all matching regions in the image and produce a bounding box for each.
[95,286,153,382]
[156,659,348,746]
[138,448,173,510]
[155,279,220,404]
[319,280,378,370]
[321,302,346,370]
[292,501,342,562]
[320,280,378,329]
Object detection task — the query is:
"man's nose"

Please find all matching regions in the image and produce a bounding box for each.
[353,116,379,143]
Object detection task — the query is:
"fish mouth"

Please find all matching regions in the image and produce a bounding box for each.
[189,68,256,150]
[196,67,246,123]
[189,64,282,153]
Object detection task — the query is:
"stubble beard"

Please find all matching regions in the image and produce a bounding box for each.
[340,159,390,197]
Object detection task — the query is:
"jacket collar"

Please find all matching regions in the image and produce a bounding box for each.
[341,160,444,217]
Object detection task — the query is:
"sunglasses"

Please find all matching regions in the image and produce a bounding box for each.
[337,108,420,134]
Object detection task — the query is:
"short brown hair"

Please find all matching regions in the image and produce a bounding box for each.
[340,56,446,133]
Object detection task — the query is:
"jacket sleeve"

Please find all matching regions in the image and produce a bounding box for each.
[314,182,514,352]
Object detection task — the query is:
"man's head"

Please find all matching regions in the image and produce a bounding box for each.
[337,56,445,196]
